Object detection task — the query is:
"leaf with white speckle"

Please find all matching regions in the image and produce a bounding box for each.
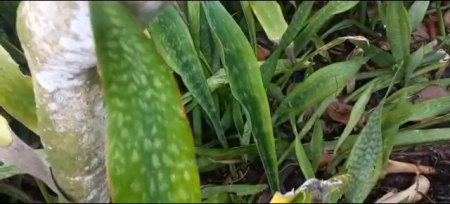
[202,1,280,192]
[147,6,227,148]
[89,2,201,203]
[345,106,383,203]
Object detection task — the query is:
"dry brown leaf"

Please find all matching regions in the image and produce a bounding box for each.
[257,45,270,61]
[412,23,430,43]
[413,84,450,104]
[326,99,365,128]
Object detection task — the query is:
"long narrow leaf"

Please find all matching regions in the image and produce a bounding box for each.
[272,56,370,126]
[90,2,201,202]
[345,106,383,203]
[202,1,280,192]
[148,6,227,147]
[0,45,37,133]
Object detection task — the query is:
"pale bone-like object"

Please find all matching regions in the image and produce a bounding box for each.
[382,160,435,178]
[375,174,430,203]
[15,1,174,202]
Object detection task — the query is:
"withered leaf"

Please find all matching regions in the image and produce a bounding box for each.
[326,99,366,128]
[414,84,450,104]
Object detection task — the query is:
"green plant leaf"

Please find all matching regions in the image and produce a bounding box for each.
[334,81,374,155]
[201,184,267,199]
[408,1,430,30]
[240,1,257,53]
[404,46,425,86]
[384,1,411,62]
[202,1,279,192]
[0,45,37,134]
[272,56,370,126]
[148,6,227,148]
[89,2,201,202]
[249,1,287,43]
[310,119,324,172]
[384,96,450,128]
[345,106,383,203]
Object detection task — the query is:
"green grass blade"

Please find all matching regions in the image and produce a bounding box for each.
[272,56,370,126]
[294,128,315,179]
[201,1,279,192]
[89,2,201,202]
[249,1,288,43]
[148,6,227,148]
[334,81,374,155]
[0,45,37,134]
[384,1,411,62]
[310,119,324,172]
[345,106,383,203]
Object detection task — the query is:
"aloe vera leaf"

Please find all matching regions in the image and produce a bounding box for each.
[334,81,374,155]
[0,45,37,134]
[202,1,279,192]
[148,6,227,148]
[201,184,267,199]
[272,56,370,126]
[345,106,383,203]
[384,1,411,62]
[90,2,200,202]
